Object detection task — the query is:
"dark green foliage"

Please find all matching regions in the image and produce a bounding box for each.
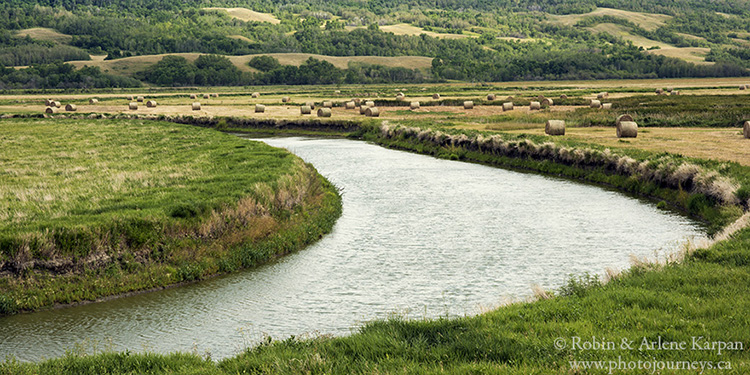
[248,55,281,72]
[0,61,140,89]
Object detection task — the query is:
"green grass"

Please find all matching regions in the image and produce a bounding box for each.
[3,114,750,374]
[0,118,342,314]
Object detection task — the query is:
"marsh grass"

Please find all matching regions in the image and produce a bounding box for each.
[0,118,342,314]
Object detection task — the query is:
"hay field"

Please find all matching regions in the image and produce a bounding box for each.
[368,24,474,39]
[67,53,433,76]
[647,47,713,65]
[14,28,72,44]
[588,23,673,49]
[203,7,280,24]
[503,126,750,166]
[548,7,671,31]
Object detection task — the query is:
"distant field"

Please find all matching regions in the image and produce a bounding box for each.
[355,24,473,39]
[68,53,434,76]
[203,7,280,24]
[548,7,671,31]
[647,47,713,65]
[588,23,672,49]
[14,27,72,44]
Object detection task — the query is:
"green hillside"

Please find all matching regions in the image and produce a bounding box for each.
[0,0,748,88]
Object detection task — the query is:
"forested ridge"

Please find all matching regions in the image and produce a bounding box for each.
[0,0,748,88]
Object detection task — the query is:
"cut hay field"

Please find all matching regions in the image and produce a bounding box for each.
[14,27,72,44]
[67,53,434,76]
[547,7,671,31]
[647,47,713,65]
[203,7,280,24]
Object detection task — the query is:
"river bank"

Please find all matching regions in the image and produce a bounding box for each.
[0,118,342,316]
[3,114,749,374]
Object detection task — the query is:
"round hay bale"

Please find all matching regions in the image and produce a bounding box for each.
[359,106,368,115]
[127,95,134,101]
[617,121,638,138]
[542,98,553,106]
[334,90,341,94]
[365,100,375,107]
[602,103,612,109]
[365,107,380,117]
[655,88,664,95]
[410,101,420,109]
[432,93,440,100]
[597,93,605,99]
[212,93,219,98]
[146,100,157,108]
[502,102,514,111]
[300,105,312,115]
[353,98,361,106]
[317,108,332,117]
[506,96,514,100]
[190,94,197,99]
[45,99,53,106]
[203,94,210,99]
[744,121,750,139]
[192,102,201,111]
[255,104,265,113]
[53,101,61,108]
[89,98,98,104]
[305,101,315,109]
[560,94,568,99]
[137,96,144,102]
[282,96,290,103]
[322,101,333,108]
[487,94,496,101]
[65,104,77,112]
[129,102,138,110]
[251,92,260,98]
[537,95,545,101]
[529,101,541,110]
[545,120,565,136]
[345,101,356,109]
[463,101,474,109]
[671,91,680,96]
[666,87,674,93]
[45,107,57,114]
[740,85,746,91]
[396,94,405,101]
[616,114,634,126]
[590,100,601,109]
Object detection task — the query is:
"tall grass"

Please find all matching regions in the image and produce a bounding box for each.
[0,118,342,315]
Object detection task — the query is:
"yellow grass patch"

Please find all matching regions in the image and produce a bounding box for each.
[375,24,473,39]
[228,35,254,43]
[647,47,713,65]
[548,7,671,31]
[203,7,280,24]
[69,53,433,76]
[503,127,750,166]
[588,23,672,49]
[14,28,73,44]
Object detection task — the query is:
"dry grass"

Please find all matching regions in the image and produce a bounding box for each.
[502,126,750,166]
[647,47,713,65]
[378,24,472,39]
[548,7,671,31]
[228,35,254,43]
[14,28,73,44]
[203,7,280,24]
[588,23,673,49]
[67,53,433,76]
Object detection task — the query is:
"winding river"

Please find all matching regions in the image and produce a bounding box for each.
[0,137,704,362]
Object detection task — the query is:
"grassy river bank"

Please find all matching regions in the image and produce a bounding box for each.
[2,115,749,374]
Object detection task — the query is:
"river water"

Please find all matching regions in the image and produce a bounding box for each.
[0,137,704,362]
